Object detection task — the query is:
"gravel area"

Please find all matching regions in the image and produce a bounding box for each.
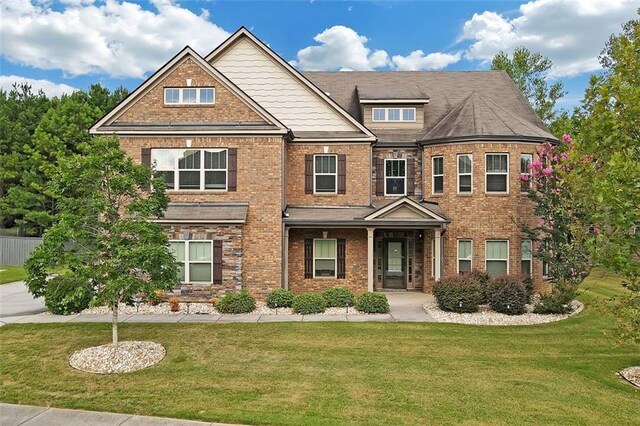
[69,341,166,374]
[423,300,584,326]
[620,366,640,388]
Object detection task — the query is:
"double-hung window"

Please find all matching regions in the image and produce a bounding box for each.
[520,153,533,192]
[152,149,227,191]
[457,154,472,193]
[432,156,444,194]
[521,240,532,276]
[314,154,337,193]
[314,239,336,278]
[486,240,509,278]
[385,159,406,195]
[169,240,213,283]
[486,153,509,193]
[458,240,472,273]
[164,87,215,105]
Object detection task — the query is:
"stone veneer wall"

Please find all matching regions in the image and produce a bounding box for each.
[285,143,371,206]
[164,224,242,298]
[372,148,423,204]
[288,228,368,294]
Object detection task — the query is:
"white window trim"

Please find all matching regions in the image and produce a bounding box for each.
[485,153,510,194]
[520,153,533,193]
[313,238,337,279]
[457,154,473,194]
[169,240,213,283]
[164,87,216,105]
[432,156,444,195]
[384,158,407,196]
[521,239,533,276]
[152,148,228,192]
[371,107,417,123]
[313,154,337,194]
[485,240,510,274]
[457,239,473,273]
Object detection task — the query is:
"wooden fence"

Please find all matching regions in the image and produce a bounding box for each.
[0,236,43,266]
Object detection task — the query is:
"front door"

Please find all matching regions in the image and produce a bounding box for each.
[383,239,406,289]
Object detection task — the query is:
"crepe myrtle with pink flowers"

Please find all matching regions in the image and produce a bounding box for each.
[519,134,592,293]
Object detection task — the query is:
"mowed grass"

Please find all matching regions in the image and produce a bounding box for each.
[1,271,638,425]
[0,266,26,284]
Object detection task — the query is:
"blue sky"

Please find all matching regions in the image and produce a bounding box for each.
[1,0,638,111]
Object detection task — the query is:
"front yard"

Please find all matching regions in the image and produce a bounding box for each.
[0,271,638,425]
[0,266,26,284]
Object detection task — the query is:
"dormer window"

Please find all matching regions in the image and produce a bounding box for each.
[372,107,416,123]
[164,87,215,105]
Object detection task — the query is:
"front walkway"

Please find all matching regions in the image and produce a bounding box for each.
[0,403,243,426]
[1,291,435,325]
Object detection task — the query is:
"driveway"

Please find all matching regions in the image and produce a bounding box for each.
[0,281,46,322]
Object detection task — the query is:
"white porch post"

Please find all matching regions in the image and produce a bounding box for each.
[283,227,289,289]
[367,227,375,292]
[434,228,442,281]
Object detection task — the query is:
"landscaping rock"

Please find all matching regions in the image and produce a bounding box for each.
[620,366,640,388]
[69,341,165,374]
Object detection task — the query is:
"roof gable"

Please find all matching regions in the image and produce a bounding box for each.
[365,197,448,222]
[206,28,375,141]
[91,46,286,135]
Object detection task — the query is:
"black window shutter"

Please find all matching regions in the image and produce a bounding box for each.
[376,158,384,196]
[227,148,237,192]
[141,148,151,167]
[337,154,346,194]
[213,240,223,284]
[337,239,346,279]
[305,154,313,194]
[407,159,415,196]
[304,238,313,278]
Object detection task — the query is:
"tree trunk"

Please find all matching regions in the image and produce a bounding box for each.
[112,304,118,348]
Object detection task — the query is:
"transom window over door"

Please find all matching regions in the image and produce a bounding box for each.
[486,153,509,193]
[458,240,472,273]
[432,156,444,194]
[314,154,337,193]
[314,239,336,278]
[486,240,509,278]
[385,159,406,195]
[457,154,472,193]
[151,149,227,191]
[169,240,213,283]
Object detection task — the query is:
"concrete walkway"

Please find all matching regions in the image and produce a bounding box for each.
[0,403,243,426]
[0,287,435,325]
[0,281,46,320]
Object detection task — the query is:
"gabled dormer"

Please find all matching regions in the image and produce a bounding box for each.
[358,85,429,130]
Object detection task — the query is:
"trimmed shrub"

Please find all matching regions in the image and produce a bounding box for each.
[433,275,483,313]
[292,293,326,314]
[461,269,492,303]
[44,275,94,315]
[266,289,294,308]
[533,290,574,314]
[486,275,529,315]
[355,292,390,313]
[217,290,256,314]
[323,288,355,307]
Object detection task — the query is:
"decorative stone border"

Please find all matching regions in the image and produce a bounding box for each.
[69,341,166,374]
[619,366,640,388]
[422,300,584,326]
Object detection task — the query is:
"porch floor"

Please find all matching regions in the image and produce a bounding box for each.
[383,291,435,322]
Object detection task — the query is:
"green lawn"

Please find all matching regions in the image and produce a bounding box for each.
[0,266,26,284]
[0,271,638,425]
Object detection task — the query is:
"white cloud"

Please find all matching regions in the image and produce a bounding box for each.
[392,51,462,71]
[0,75,79,97]
[461,0,639,77]
[0,0,230,78]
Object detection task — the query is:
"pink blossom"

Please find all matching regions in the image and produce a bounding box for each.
[538,219,545,227]
[562,134,573,143]
[526,163,534,170]
[560,152,569,160]
[593,227,601,235]
[532,160,543,169]
[570,268,577,276]
[519,173,530,182]
[552,155,558,162]
[549,220,555,227]
[542,167,553,175]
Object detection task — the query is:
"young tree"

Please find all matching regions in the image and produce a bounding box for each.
[492,47,567,127]
[571,12,640,344]
[25,135,178,347]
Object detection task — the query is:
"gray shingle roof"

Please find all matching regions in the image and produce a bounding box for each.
[303,70,557,143]
[151,202,248,223]
[358,84,428,101]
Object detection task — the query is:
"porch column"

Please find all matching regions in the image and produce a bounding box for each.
[367,227,375,292]
[434,228,442,281]
[283,227,289,289]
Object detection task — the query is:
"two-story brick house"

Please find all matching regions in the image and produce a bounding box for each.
[90,28,557,299]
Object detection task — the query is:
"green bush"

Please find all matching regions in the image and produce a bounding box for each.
[487,275,529,315]
[461,269,492,303]
[217,290,256,314]
[292,293,326,314]
[355,292,390,313]
[266,288,294,308]
[433,275,483,313]
[44,275,95,315]
[533,289,575,314]
[322,287,355,307]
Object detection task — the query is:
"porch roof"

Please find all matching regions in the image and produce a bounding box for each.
[151,202,248,224]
